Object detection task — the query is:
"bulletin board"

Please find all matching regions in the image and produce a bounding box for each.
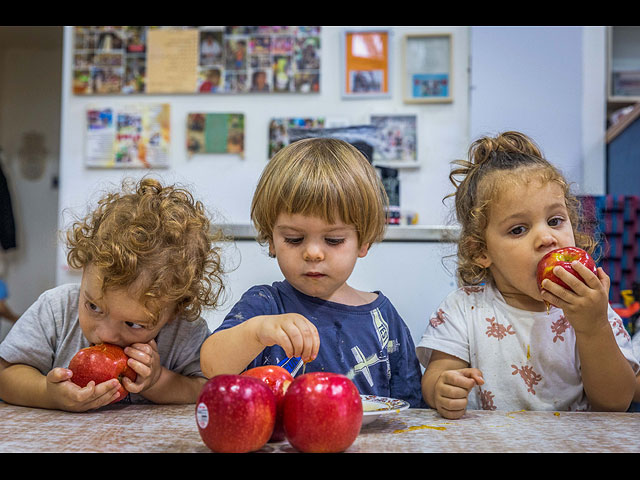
[72,26,321,95]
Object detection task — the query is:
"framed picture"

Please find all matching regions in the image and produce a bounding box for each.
[370,114,418,167]
[342,29,391,98]
[403,33,452,103]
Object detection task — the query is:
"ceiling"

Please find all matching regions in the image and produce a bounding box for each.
[0,26,63,50]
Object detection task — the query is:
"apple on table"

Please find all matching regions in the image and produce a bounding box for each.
[196,374,276,453]
[241,365,293,442]
[282,371,363,453]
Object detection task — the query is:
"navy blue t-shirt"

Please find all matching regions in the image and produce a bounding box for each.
[215,280,425,408]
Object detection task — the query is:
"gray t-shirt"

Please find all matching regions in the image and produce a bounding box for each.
[0,283,211,404]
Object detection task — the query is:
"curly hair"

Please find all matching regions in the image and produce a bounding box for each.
[251,137,388,249]
[66,177,226,324]
[446,131,597,286]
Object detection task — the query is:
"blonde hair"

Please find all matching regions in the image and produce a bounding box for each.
[66,177,226,324]
[251,137,388,248]
[447,131,597,286]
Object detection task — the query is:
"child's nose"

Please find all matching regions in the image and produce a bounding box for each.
[303,243,324,261]
[536,227,558,250]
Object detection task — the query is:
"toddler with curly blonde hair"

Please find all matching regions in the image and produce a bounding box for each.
[0,177,226,411]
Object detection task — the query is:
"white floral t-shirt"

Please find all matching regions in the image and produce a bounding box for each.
[416,283,640,411]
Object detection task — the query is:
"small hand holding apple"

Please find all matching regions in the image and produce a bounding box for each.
[433,368,484,420]
[46,366,123,412]
[251,313,320,364]
[121,339,163,395]
[538,247,610,335]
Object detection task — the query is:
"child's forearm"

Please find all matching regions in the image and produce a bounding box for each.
[576,324,636,411]
[140,367,207,404]
[200,317,266,378]
[0,362,55,409]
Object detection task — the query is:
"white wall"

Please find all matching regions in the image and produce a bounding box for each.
[55,26,470,340]
[54,26,608,345]
[0,43,61,340]
[469,26,606,194]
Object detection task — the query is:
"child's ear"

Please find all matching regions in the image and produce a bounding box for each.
[358,243,371,258]
[268,240,276,258]
[476,251,492,268]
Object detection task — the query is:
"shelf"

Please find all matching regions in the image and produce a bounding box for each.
[216,224,460,243]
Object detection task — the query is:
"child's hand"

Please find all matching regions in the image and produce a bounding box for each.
[46,367,122,412]
[433,368,484,420]
[251,313,320,363]
[540,262,611,335]
[122,339,162,394]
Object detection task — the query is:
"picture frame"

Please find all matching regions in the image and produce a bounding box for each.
[341,29,391,99]
[370,114,418,168]
[403,33,452,104]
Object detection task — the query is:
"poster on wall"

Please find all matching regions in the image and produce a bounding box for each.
[268,117,326,158]
[403,33,452,103]
[85,103,170,168]
[370,114,417,166]
[342,29,391,99]
[187,113,245,156]
[72,26,321,95]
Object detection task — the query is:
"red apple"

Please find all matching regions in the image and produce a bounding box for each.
[196,374,276,453]
[68,343,136,404]
[241,365,293,442]
[282,372,363,453]
[537,246,598,291]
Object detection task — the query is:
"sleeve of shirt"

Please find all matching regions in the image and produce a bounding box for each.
[157,317,211,378]
[607,305,640,374]
[214,285,279,332]
[0,289,60,374]
[415,289,471,368]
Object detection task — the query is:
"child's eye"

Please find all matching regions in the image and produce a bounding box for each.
[125,321,145,329]
[325,237,345,245]
[548,217,564,227]
[284,237,303,245]
[509,226,526,236]
[87,302,103,314]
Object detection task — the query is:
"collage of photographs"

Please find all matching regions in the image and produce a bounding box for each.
[72,26,321,95]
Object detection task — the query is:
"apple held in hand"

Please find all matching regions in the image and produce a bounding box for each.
[196,374,276,453]
[283,372,363,453]
[537,246,598,291]
[68,343,136,404]
[241,365,293,442]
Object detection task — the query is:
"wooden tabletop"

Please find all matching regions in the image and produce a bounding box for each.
[1,400,639,453]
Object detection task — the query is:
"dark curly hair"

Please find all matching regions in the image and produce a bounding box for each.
[66,177,226,324]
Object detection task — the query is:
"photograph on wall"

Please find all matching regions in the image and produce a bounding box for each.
[403,33,452,103]
[72,26,321,95]
[370,115,417,164]
[268,117,325,158]
[84,103,170,168]
[187,113,245,156]
[342,29,390,98]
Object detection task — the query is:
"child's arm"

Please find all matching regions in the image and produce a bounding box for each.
[541,263,636,411]
[421,350,484,419]
[0,357,122,411]
[200,313,320,378]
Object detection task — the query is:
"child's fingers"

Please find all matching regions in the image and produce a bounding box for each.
[47,367,73,383]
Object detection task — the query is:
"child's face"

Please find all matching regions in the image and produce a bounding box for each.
[78,264,176,347]
[269,213,369,302]
[477,179,576,311]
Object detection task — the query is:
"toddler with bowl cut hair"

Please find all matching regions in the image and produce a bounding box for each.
[201,137,425,408]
